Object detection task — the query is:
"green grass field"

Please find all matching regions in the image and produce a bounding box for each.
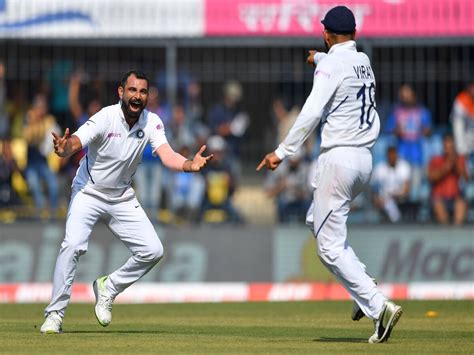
[1,301,473,354]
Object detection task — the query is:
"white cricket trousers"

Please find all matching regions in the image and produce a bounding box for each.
[45,189,163,317]
[306,146,385,320]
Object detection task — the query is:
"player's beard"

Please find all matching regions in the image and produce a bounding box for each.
[121,98,145,119]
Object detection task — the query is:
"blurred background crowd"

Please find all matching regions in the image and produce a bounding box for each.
[0,59,251,224]
[0,0,473,227]
[0,54,472,226]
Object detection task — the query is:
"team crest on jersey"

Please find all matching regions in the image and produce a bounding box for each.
[136,129,144,138]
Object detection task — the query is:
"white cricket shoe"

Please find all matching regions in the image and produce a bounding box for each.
[40,311,63,334]
[93,276,114,327]
[368,300,403,343]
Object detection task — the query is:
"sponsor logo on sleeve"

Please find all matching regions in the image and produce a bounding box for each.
[315,69,330,78]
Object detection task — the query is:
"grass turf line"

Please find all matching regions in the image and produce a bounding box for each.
[1,300,473,354]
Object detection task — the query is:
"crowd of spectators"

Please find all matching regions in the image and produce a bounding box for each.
[0,61,247,224]
[265,83,474,225]
[371,83,473,225]
[0,59,472,225]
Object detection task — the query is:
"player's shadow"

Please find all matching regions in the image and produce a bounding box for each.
[64,330,165,334]
[314,337,367,343]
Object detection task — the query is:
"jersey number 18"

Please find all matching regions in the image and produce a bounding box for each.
[357,83,375,130]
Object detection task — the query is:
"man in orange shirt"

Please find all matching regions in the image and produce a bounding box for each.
[428,134,469,225]
[451,83,474,159]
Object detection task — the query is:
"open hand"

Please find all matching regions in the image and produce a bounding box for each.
[256,151,282,171]
[188,145,213,172]
[51,128,70,157]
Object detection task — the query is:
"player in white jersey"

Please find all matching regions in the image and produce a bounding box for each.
[40,70,213,334]
[257,6,402,343]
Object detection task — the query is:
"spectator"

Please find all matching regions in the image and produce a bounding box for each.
[0,138,20,207]
[272,98,299,144]
[207,80,249,172]
[42,60,73,130]
[134,86,171,221]
[264,149,311,223]
[185,80,210,149]
[201,135,243,223]
[5,84,29,139]
[167,144,205,223]
[68,70,103,128]
[272,97,317,158]
[168,104,195,149]
[371,146,411,223]
[155,68,194,109]
[385,84,432,201]
[66,70,103,179]
[147,86,172,126]
[428,134,469,225]
[23,94,60,218]
[185,80,204,124]
[451,82,474,168]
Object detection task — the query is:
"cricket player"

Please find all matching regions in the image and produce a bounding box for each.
[257,6,403,343]
[40,70,213,334]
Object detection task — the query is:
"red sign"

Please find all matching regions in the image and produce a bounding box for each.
[5,282,474,303]
[205,0,474,37]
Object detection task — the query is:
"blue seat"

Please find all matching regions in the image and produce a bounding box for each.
[422,133,443,165]
[464,181,474,203]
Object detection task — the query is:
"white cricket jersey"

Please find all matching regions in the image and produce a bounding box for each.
[275,41,380,159]
[72,103,168,202]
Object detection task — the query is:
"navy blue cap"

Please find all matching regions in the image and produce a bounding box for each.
[321,6,356,34]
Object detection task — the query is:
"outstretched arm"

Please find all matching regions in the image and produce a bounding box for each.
[156,143,213,172]
[257,58,340,172]
[306,50,327,67]
[52,128,83,158]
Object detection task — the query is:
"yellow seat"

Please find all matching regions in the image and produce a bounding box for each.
[10,138,28,170]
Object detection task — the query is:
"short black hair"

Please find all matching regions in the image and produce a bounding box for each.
[387,146,397,154]
[325,29,355,36]
[120,70,149,89]
[443,133,454,141]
